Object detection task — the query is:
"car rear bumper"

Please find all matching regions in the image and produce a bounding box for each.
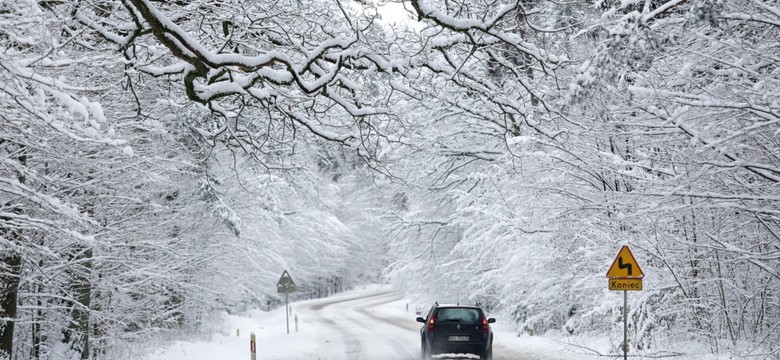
[430,342,488,356]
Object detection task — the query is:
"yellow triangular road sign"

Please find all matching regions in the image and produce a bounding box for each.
[606,245,644,278]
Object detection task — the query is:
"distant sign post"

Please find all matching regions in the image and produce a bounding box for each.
[277,270,297,334]
[607,245,645,360]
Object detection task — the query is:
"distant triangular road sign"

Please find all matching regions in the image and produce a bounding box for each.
[607,245,644,279]
[277,270,297,294]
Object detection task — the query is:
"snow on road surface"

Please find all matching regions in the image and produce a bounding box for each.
[142,286,724,360]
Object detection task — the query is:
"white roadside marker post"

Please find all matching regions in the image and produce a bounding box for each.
[250,332,256,360]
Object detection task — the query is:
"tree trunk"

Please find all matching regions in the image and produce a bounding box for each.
[1,146,26,359]
[0,253,21,360]
[31,291,42,360]
[63,247,92,360]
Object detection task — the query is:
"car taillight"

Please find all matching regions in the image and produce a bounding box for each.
[427,316,435,332]
[482,317,490,332]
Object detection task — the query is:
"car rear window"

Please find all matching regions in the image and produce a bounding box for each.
[435,308,482,323]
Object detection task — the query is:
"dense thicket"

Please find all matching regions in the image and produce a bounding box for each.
[1,1,390,359]
[1,0,777,359]
[384,0,779,356]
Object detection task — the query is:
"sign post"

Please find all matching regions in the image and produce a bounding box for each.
[286,292,289,333]
[606,245,644,360]
[277,270,297,335]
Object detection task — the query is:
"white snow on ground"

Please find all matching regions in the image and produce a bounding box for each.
[141,286,735,360]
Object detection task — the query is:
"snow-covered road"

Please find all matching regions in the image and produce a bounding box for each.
[303,291,419,359]
[142,286,584,360]
[296,289,567,360]
[276,288,723,360]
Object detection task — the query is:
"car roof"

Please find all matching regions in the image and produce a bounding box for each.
[434,303,482,309]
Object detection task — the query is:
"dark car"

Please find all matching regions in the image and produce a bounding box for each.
[416,303,495,360]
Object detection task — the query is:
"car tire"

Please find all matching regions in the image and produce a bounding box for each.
[480,346,493,360]
[421,343,431,360]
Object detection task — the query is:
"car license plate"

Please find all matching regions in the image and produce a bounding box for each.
[448,335,469,341]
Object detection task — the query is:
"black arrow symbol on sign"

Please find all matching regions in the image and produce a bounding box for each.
[618,256,633,276]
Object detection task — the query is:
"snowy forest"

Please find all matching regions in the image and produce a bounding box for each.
[1,0,778,359]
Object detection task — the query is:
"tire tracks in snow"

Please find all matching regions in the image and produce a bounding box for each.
[303,291,547,360]
[306,291,418,360]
